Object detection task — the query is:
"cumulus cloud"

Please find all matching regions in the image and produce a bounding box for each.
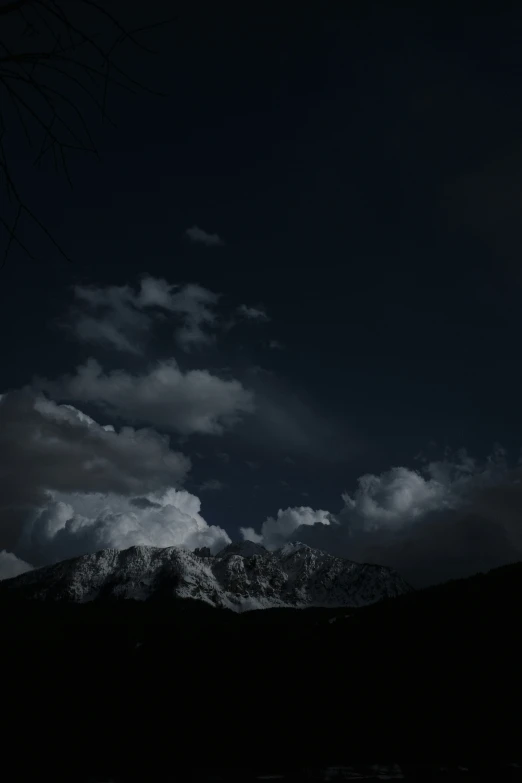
[336,447,509,533]
[241,506,333,551]
[38,358,255,436]
[186,225,223,246]
[67,277,221,354]
[0,389,191,555]
[0,390,232,568]
[243,447,522,587]
[19,487,231,566]
[0,551,33,581]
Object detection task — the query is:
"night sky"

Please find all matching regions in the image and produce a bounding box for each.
[2,2,522,587]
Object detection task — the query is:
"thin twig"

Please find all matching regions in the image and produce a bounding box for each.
[80,0,157,55]
[0,0,32,17]
[0,0,172,268]
[0,203,23,270]
[35,1,169,96]
[2,71,99,154]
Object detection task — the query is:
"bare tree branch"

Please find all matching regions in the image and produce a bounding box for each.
[0,0,172,270]
[0,0,33,17]
[0,204,23,271]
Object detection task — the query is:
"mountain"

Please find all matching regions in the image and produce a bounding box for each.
[0,539,412,610]
[2,558,522,781]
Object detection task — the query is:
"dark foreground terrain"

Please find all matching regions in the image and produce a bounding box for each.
[2,561,522,781]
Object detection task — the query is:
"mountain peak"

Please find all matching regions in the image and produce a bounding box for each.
[0,542,412,611]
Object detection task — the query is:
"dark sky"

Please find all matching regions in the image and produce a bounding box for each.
[2,1,522,585]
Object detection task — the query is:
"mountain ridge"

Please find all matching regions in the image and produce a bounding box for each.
[2,553,522,776]
[0,540,412,611]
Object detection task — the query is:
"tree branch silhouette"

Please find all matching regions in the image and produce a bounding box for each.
[0,0,172,270]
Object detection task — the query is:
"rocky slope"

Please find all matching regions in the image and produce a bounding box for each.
[0,540,412,610]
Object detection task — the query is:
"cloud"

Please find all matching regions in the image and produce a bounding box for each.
[243,447,522,587]
[241,506,333,551]
[199,479,225,492]
[239,527,263,545]
[221,305,270,337]
[67,277,220,354]
[0,389,190,554]
[71,283,149,354]
[0,390,232,567]
[186,225,223,247]
[269,339,284,350]
[37,357,255,436]
[338,463,459,531]
[136,276,177,309]
[19,487,231,566]
[0,551,33,581]
[237,304,269,322]
[170,283,220,351]
[68,277,275,355]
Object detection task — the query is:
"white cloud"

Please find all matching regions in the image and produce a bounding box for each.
[38,357,255,436]
[70,282,150,353]
[20,487,231,565]
[0,551,33,581]
[170,283,220,351]
[186,225,224,246]
[67,277,221,354]
[241,506,333,551]
[138,279,220,350]
[0,389,191,556]
[0,389,190,498]
[67,277,281,355]
[136,276,177,309]
[337,447,510,534]
[245,447,522,587]
[339,465,457,532]
[239,527,263,545]
[0,390,231,568]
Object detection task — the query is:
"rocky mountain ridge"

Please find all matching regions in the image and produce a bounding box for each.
[0,540,412,611]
